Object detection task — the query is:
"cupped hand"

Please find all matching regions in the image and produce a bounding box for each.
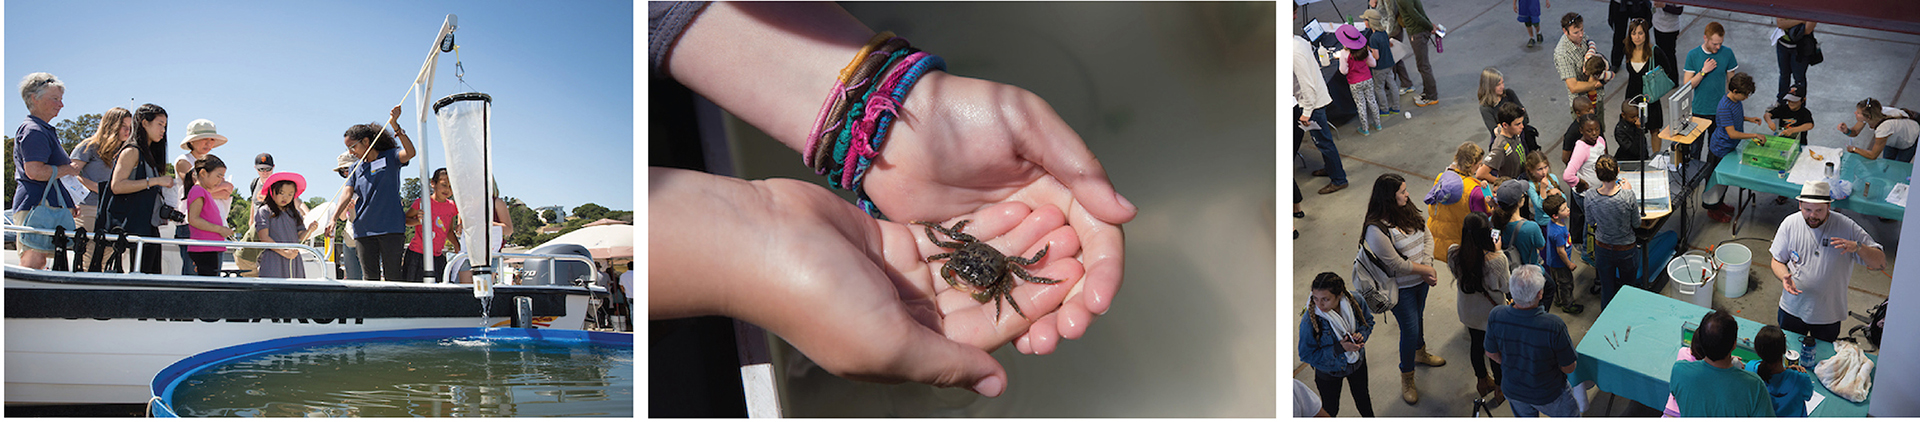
[720,177,1085,396]
[862,71,1135,355]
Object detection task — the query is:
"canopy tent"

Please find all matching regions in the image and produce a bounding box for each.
[533,224,633,261]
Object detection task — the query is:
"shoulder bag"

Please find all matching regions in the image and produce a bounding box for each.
[1350,224,1401,314]
[21,173,78,252]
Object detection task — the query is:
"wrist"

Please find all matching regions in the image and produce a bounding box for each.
[669,2,876,154]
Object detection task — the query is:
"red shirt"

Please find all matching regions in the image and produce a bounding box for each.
[408,197,458,255]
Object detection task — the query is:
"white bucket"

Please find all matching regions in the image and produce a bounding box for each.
[1667,254,1716,308]
[1716,243,1753,298]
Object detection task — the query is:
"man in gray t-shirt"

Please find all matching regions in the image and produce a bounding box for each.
[1770,181,1887,342]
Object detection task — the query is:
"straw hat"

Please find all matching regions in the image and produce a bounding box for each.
[259,172,307,199]
[179,118,228,150]
[1798,181,1833,204]
[1360,10,1384,31]
[334,151,357,177]
[1336,24,1368,50]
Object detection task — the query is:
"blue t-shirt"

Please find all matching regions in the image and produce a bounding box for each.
[1484,305,1577,405]
[349,148,408,238]
[1365,29,1396,69]
[12,115,74,212]
[1744,360,1813,417]
[1544,222,1571,269]
[1711,95,1746,158]
[1685,46,1738,116]
[1505,219,1547,267]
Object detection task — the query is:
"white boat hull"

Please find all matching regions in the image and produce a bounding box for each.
[4,268,601,406]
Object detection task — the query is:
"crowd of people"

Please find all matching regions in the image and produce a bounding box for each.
[10,72,510,282]
[1297,1,1899,417]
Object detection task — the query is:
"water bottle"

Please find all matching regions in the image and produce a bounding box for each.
[1800,335,1817,370]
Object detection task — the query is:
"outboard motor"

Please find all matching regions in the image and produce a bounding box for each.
[522,243,594,287]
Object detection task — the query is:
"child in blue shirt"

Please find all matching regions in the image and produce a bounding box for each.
[1542,195,1583,314]
[1704,72,1766,222]
[1747,325,1814,417]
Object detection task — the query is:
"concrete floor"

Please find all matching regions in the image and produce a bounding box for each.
[1291,0,1910,417]
[723,2,1279,417]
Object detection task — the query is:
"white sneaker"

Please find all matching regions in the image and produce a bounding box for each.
[1399,87,1416,96]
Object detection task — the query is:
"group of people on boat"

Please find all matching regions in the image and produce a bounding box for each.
[10,72,509,281]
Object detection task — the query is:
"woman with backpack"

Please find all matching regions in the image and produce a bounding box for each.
[1838,97,1919,162]
[1298,272,1377,417]
[1361,173,1446,404]
[1449,212,1511,405]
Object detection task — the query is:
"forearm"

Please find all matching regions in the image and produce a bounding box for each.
[667,1,876,153]
[395,131,417,164]
[1771,258,1790,279]
[649,167,858,323]
[1785,123,1813,135]
[211,181,236,198]
[1486,352,1502,364]
[23,162,54,181]
[1859,246,1887,270]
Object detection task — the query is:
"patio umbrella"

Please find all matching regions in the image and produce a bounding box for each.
[535,224,633,260]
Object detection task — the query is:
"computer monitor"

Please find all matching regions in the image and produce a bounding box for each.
[1666,82,1695,135]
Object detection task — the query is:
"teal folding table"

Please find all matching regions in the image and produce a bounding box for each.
[1567,287,1875,416]
[1708,142,1910,236]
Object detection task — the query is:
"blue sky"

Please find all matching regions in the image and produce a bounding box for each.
[6,0,634,212]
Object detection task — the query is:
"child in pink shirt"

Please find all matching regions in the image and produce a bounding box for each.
[182,155,234,276]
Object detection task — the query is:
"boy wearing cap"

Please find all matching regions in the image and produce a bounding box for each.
[1496,179,1547,269]
[1769,181,1886,342]
[1765,84,1814,145]
[236,153,276,276]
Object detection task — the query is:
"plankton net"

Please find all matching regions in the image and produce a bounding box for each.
[433,92,494,297]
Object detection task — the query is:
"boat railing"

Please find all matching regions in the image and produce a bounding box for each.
[3,224,329,278]
[440,251,600,286]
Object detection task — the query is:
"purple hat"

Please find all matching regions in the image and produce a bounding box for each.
[1336,24,1367,50]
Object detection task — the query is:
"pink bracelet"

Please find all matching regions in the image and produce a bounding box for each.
[839,51,929,189]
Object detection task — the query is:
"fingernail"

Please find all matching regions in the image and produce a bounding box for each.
[1115,192,1137,213]
[972,375,1006,397]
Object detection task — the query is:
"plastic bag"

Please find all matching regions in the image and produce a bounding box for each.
[1815,340,1874,403]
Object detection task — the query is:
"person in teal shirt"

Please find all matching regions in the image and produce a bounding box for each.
[1495,180,1547,267]
[1670,310,1774,417]
[1746,325,1814,417]
[1682,22,1737,118]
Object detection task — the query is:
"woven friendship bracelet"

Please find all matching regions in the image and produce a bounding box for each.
[805,36,910,171]
[851,54,945,219]
[825,47,918,186]
[808,38,909,171]
[840,51,932,189]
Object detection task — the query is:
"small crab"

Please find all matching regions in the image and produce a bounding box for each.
[915,219,1061,320]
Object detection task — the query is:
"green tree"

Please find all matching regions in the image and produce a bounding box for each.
[400,177,422,206]
[55,113,99,151]
[540,208,557,224]
[228,193,253,239]
[305,196,328,210]
[508,203,543,247]
[571,203,611,222]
